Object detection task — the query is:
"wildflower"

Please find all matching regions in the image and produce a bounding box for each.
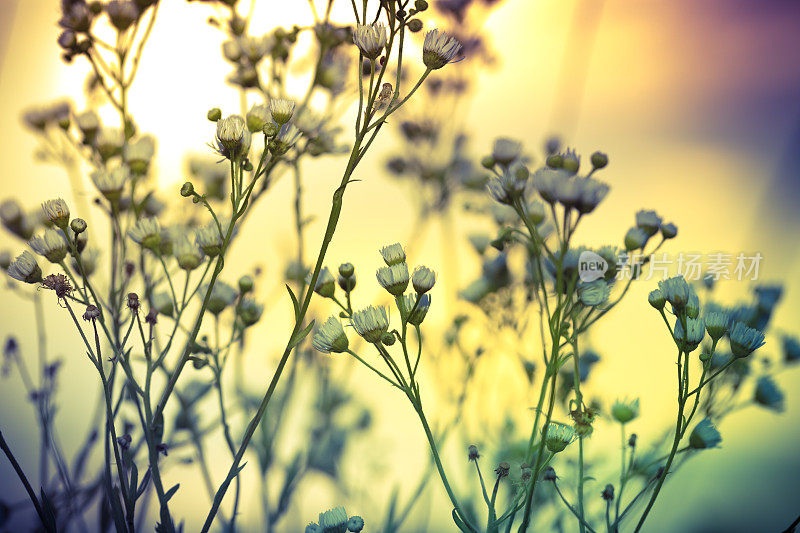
[544,422,575,453]
[75,110,99,138]
[658,276,692,311]
[215,114,251,159]
[271,124,301,155]
[754,285,782,313]
[782,336,800,364]
[689,418,722,449]
[590,151,608,169]
[309,267,336,298]
[495,462,510,478]
[611,398,640,424]
[205,281,239,315]
[7,251,42,283]
[41,198,70,228]
[377,263,409,296]
[174,236,204,271]
[602,484,615,501]
[1,199,34,239]
[41,273,73,300]
[352,23,387,59]
[487,165,528,205]
[312,316,349,354]
[91,167,128,201]
[238,298,263,327]
[128,218,161,250]
[660,222,678,239]
[561,148,580,174]
[269,98,295,125]
[729,322,765,358]
[380,243,406,266]
[648,289,666,310]
[685,290,700,319]
[95,128,124,160]
[491,138,521,166]
[624,227,648,251]
[70,218,87,235]
[704,310,730,341]
[578,279,610,307]
[412,266,436,294]
[754,376,784,412]
[543,466,557,482]
[397,293,431,325]
[527,200,546,225]
[531,167,567,204]
[346,516,364,532]
[422,29,461,69]
[319,507,348,533]
[246,103,271,132]
[105,1,139,31]
[28,229,68,263]
[124,135,155,173]
[634,210,662,237]
[575,177,610,214]
[152,291,174,317]
[127,292,140,312]
[673,317,705,352]
[195,225,222,258]
[468,444,480,461]
[83,305,101,321]
[350,306,389,343]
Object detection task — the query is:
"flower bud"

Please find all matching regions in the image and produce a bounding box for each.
[180,182,195,197]
[590,151,608,169]
[207,107,222,122]
[70,218,87,234]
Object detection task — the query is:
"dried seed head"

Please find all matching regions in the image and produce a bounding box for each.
[467,444,479,461]
[127,292,140,312]
[495,462,510,478]
[83,305,101,321]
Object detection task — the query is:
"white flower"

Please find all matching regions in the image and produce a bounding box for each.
[624,227,649,251]
[729,321,765,358]
[128,217,161,249]
[575,177,610,214]
[124,135,156,172]
[173,235,204,271]
[95,128,124,159]
[41,198,70,227]
[7,250,42,283]
[658,275,692,310]
[215,115,251,159]
[271,124,301,155]
[673,317,705,352]
[492,138,521,166]
[238,34,273,63]
[29,229,68,263]
[309,266,336,298]
[238,297,263,327]
[412,266,436,294]
[91,166,128,200]
[246,104,272,132]
[544,423,575,453]
[268,98,295,125]
[532,167,570,204]
[578,279,610,307]
[635,209,662,237]
[350,305,389,343]
[205,281,239,315]
[195,224,223,257]
[377,263,409,296]
[397,293,431,326]
[312,316,349,354]
[422,29,461,69]
[75,110,99,136]
[379,243,406,266]
[353,23,387,60]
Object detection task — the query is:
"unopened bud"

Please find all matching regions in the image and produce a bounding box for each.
[180,182,195,197]
[207,107,222,122]
[70,218,87,234]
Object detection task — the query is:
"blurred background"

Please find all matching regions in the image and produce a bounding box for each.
[1,0,800,531]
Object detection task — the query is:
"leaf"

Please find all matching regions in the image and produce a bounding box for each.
[286,284,301,319]
[164,483,180,502]
[288,320,315,350]
[39,488,58,532]
[137,467,152,498]
[451,509,473,533]
[128,463,139,507]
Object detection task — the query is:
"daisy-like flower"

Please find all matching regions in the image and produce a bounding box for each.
[195,224,223,257]
[531,167,569,204]
[124,135,156,174]
[128,217,161,250]
[312,316,349,354]
[544,422,575,453]
[783,335,800,364]
[75,110,99,138]
[689,418,721,449]
[41,198,70,228]
[412,265,436,294]
[611,398,640,424]
[487,164,528,205]
[673,317,705,352]
[397,293,431,326]
[578,279,610,307]
[215,114,251,160]
[575,177,610,214]
[7,250,42,284]
[422,29,461,70]
[352,23,387,60]
[91,166,128,201]
[648,288,666,310]
[350,305,389,343]
[95,127,124,160]
[624,227,649,252]
[318,507,348,533]
[491,138,522,166]
[268,98,295,125]
[377,262,409,296]
[553,176,583,210]
[704,310,730,341]
[271,123,301,156]
[729,321,765,358]
[105,0,140,32]
[635,209,662,237]
[658,275,692,311]
[204,281,239,315]
[754,376,784,412]
[310,266,336,298]
[29,229,68,263]
[238,298,263,327]
[380,243,406,266]
[660,222,678,239]
[173,235,204,271]
[246,103,271,133]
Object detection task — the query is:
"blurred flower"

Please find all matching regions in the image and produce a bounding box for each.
[782,336,800,364]
[7,250,42,283]
[174,235,204,271]
[29,229,68,263]
[238,298,263,327]
[128,217,161,250]
[91,167,128,201]
[611,398,640,424]
[729,322,765,358]
[689,418,721,449]
[491,138,521,166]
[635,209,662,237]
[754,376,784,412]
[624,227,649,251]
[195,224,223,257]
[205,281,238,315]
[579,279,610,307]
[318,507,348,533]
